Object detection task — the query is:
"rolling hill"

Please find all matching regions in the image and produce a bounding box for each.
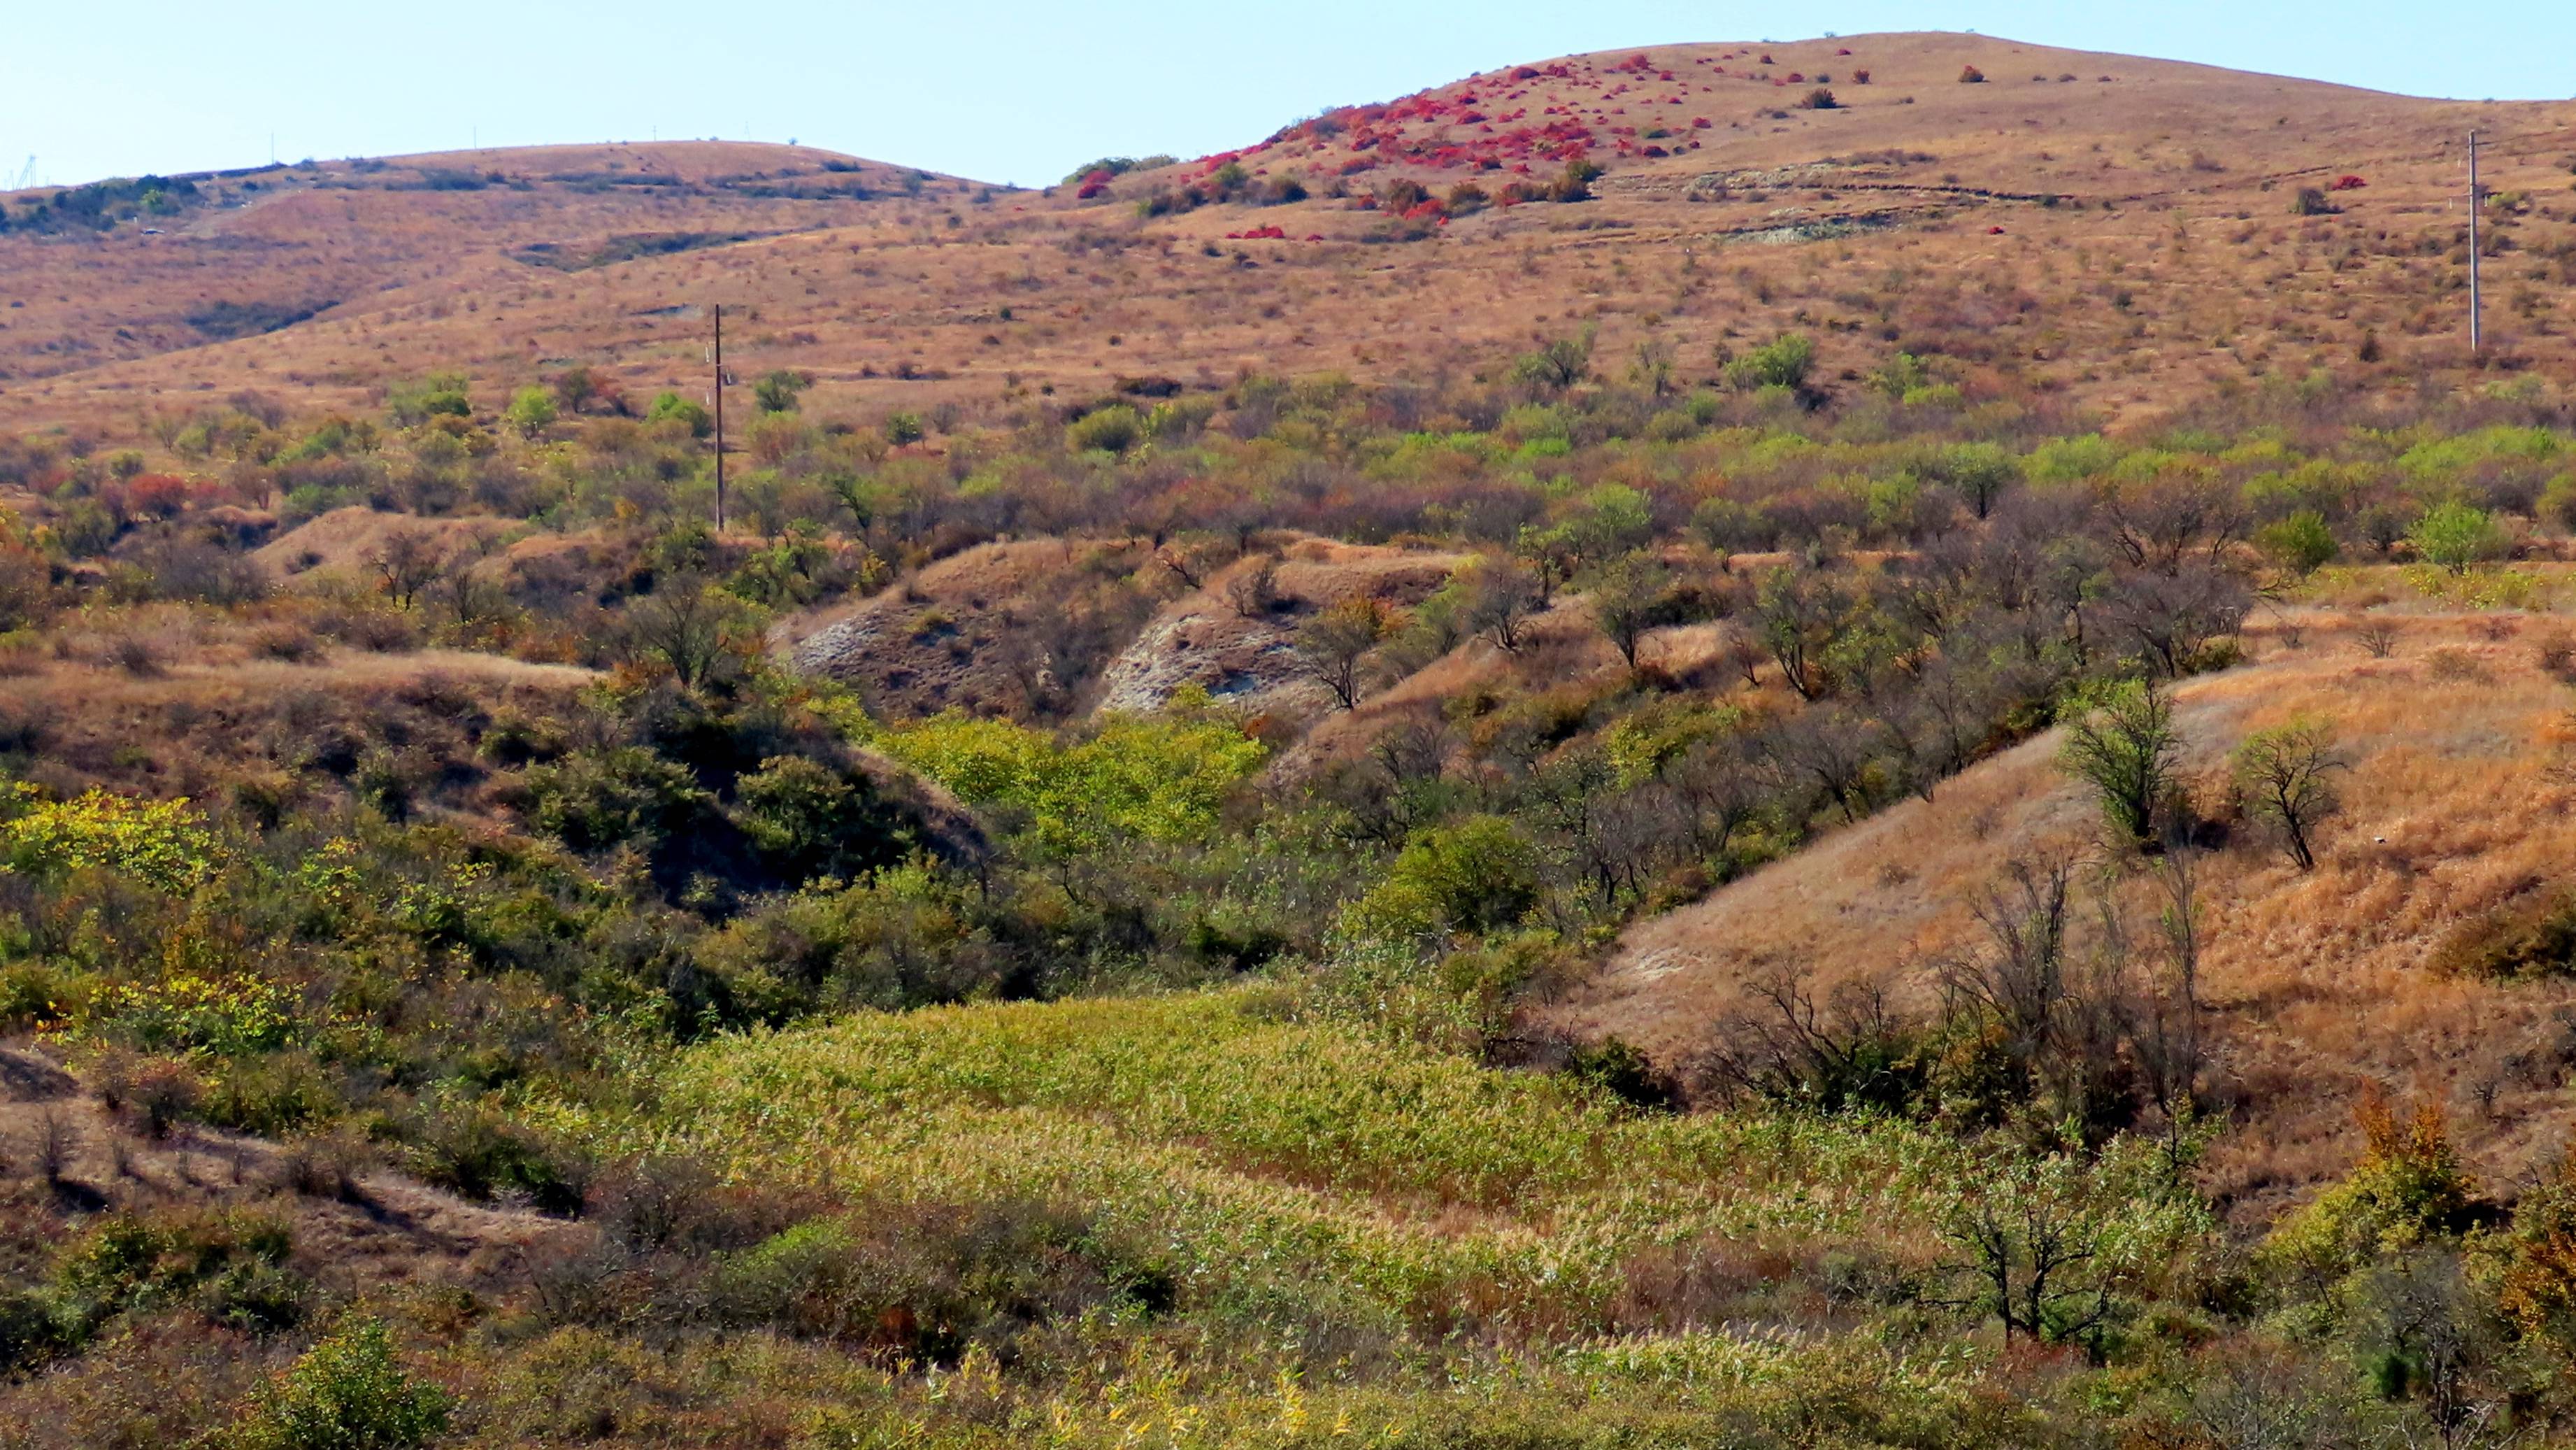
[1552,604,2576,1220]
[5,31,2574,441]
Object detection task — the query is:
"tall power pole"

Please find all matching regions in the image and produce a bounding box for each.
[2468,131,2483,356]
[706,304,726,530]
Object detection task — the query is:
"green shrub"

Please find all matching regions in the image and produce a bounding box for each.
[45,1209,295,1357]
[522,746,710,853]
[1,786,218,894]
[408,1103,589,1214]
[2057,680,2179,848]
[2408,499,2505,572]
[387,374,471,427]
[645,390,713,438]
[711,1199,1171,1362]
[229,1320,448,1450]
[1341,815,1540,946]
[2256,509,2338,574]
[1724,334,1817,394]
[873,709,1264,862]
[752,369,808,414]
[1066,404,1144,455]
[1565,1036,1675,1111]
[731,754,912,884]
[199,1051,341,1135]
[503,385,557,438]
[0,1286,66,1373]
[2263,1091,2479,1291]
[201,1259,313,1337]
[2430,890,2576,979]
[694,863,980,1018]
[2500,1151,2576,1361]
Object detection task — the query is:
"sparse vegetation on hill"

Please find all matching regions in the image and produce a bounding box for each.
[13,27,2576,1449]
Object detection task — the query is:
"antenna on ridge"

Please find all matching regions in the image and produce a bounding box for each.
[11,157,33,190]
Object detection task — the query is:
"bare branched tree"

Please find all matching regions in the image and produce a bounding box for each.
[366,526,447,612]
[1929,1152,2115,1347]
[1294,597,1389,710]
[1696,968,1917,1112]
[1461,557,1545,653]
[2232,717,2347,870]
[1944,858,2075,1069]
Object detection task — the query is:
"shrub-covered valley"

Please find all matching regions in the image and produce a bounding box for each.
[16,30,2576,1450]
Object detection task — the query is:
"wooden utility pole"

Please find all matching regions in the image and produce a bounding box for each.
[2468,131,2484,356]
[710,304,721,530]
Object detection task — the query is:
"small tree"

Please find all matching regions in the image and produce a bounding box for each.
[622,577,759,690]
[1932,1151,2116,1346]
[364,528,446,612]
[503,385,557,439]
[2057,679,2180,849]
[2410,500,2505,574]
[1224,555,1280,618]
[2232,717,2345,870]
[1627,337,1676,397]
[1586,553,1670,669]
[752,369,808,414]
[1460,557,1544,652]
[1924,441,2019,520]
[1296,597,1389,709]
[1724,332,1817,395]
[647,390,713,439]
[1511,326,1596,394]
[552,365,601,414]
[882,411,926,446]
[2256,510,2338,576]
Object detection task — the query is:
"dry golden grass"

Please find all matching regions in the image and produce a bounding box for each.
[8,34,2575,446]
[0,141,964,394]
[1552,612,2576,1214]
[0,623,592,806]
[249,505,519,583]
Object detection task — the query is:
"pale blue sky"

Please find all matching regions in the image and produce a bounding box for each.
[10,2,2570,191]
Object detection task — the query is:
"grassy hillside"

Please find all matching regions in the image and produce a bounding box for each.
[0,141,968,391]
[1566,602,2576,1216]
[8,33,2576,443]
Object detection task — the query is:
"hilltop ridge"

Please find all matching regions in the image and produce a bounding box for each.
[3,30,2571,435]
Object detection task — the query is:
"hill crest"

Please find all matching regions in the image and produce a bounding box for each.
[3,31,2571,436]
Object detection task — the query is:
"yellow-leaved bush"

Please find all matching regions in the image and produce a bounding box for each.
[0,786,217,895]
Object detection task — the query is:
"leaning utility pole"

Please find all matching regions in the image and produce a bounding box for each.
[706,304,726,530]
[2468,131,2483,357]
